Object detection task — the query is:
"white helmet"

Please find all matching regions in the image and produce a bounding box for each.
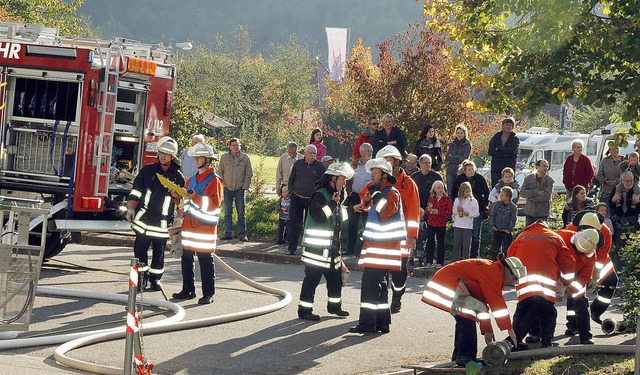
[187,142,217,160]
[376,145,403,160]
[503,257,527,279]
[325,162,355,179]
[156,136,178,157]
[365,157,393,175]
[573,228,600,257]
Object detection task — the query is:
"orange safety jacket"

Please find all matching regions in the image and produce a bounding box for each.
[358,181,405,271]
[566,222,614,283]
[556,229,596,300]
[394,168,420,258]
[507,221,576,303]
[181,168,223,253]
[421,259,512,334]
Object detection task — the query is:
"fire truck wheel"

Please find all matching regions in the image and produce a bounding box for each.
[42,231,67,260]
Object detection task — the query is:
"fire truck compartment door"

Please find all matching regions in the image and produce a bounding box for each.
[6,68,84,82]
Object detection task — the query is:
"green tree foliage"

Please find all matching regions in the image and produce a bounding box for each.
[617,233,640,332]
[423,0,640,120]
[0,0,95,38]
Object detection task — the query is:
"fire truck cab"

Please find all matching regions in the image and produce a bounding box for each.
[0,23,177,258]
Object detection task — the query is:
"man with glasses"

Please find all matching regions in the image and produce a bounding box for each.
[353,116,380,159]
[411,154,443,265]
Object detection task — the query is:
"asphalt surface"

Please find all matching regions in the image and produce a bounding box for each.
[0,235,635,374]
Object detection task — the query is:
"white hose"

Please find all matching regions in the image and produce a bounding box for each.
[52,254,291,374]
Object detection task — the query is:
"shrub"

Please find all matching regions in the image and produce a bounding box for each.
[617,232,640,332]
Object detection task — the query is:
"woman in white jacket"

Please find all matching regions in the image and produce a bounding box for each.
[452,182,479,260]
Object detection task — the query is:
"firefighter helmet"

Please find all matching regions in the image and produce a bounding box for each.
[156,136,178,157]
[574,228,600,256]
[324,162,354,179]
[572,211,604,230]
[365,157,393,176]
[503,257,527,280]
[187,142,217,160]
[376,145,403,160]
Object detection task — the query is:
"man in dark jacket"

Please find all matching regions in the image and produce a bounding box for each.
[488,117,520,186]
[452,160,490,258]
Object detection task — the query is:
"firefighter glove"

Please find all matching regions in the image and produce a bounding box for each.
[125,204,136,222]
[586,280,599,294]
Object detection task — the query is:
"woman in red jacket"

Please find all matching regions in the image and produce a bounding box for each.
[562,139,595,192]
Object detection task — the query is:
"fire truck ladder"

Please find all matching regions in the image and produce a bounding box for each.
[93,45,122,197]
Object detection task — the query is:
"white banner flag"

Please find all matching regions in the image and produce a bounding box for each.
[325,27,348,82]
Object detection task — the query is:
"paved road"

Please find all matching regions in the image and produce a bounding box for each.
[0,243,633,374]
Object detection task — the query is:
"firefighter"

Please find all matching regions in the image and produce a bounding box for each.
[349,158,406,334]
[297,162,355,321]
[507,220,576,348]
[172,142,223,305]
[126,136,185,291]
[566,211,618,324]
[376,145,420,314]
[421,257,525,367]
[557,228,600,345]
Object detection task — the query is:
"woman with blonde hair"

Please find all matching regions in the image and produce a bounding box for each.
[451,181,479,260]
[375,113,408,157]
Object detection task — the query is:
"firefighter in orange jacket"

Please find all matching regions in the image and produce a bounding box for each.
[349,158,406,334]
[171,143,223,305]
[557,228,600,344]
[507,220,576,348]
[566,211,618,324]
[377,145,420,313]
[421,257,525,367]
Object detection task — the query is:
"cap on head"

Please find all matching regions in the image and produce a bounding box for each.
[156,136,178,157]
[324,162,355,179]
[321,155,335,163]
[573,228,600,256]
[187,142,217,160]
[376,145,403,160]
[365,157,393,175]
[503,257,527,280]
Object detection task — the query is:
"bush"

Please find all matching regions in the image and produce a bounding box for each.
[617,232,640,332]
[219,195,279,242]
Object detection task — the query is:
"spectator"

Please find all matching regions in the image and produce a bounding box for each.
[310,128,327,161]
[595,202,614,236]
[353,116,379,159]
[619,151,640,182]
[562,185,596,227]
[451,181,479,261]
[562,139,594,192]
[424,180,452,268]
[445,124,472,198]
[490,186,517,260]
[404,153,419,175]
[489,167,520,204]
[287,144,325,255]
[488,117,520,186]
[180,134,204,179]
[609,171,640,247]
[452,160,490,258]
[345,142,373,255]
[375,113,408,157]
[276,186,291,244]
[275,142,303,197]
[414,123,443,171]
[411,154,443,265]
[596,146,623,202]
[219,138,253,242]
[321,155,335,169]
[520,159,554,226]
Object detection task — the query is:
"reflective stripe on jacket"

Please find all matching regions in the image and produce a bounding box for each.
[394,169,420,257]
[556,229,596,299]
[301,188,343,269]
[181,168,223,253]
[566,222,614,283]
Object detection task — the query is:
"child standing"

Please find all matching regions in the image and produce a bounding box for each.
[425,180,452,268]
[490,186,517,260]
[276,186,291,244]
[489,167,520,204]
[452,182,479,260]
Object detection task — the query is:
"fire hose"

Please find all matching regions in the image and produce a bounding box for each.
[0,254,292,374]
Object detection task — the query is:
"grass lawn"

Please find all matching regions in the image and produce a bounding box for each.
[247,153,279,185]
[480,354,634,374]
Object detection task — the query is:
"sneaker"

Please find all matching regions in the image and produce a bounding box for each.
[348,324,377,334]
[240,236,248,242]
[220,235,233,240]
[298,312,320,321]
[580,338,594,345]
[435,264,443,269]
[198,295,214,305]
[172,290,196,300]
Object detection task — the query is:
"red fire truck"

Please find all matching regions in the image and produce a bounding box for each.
[0,23,178,258]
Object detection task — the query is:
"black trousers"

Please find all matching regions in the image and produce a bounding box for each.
[180,250,215,297]
[346,193,363,254]
[512,296,557,343]
[358,268,391,329]
[287,195,309,254]
[491,231,513,260]
[133,234,166,282]
[590,270,619,319]
[414,219,428,259]
[566,296,592,341]
[298,264,343,313]
[425,225,446,265]
[277,218,288,243]
[390,258,408,304]
[452,315,477,365]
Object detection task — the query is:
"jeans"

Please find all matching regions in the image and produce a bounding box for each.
[471,215,483,258]
[224,187,246,237]
[446,169,458,198]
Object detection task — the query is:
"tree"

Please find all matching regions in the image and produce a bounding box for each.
[0,0,95,38]
[423,0,640,120]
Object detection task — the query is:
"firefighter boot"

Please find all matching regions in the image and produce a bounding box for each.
[149,280,163,292]
[138,269,148,292]
[327,304,349,317]
[390,296,402,314]
[298,307,320,321]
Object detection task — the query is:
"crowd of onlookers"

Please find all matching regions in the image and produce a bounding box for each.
[272,115,640,268]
